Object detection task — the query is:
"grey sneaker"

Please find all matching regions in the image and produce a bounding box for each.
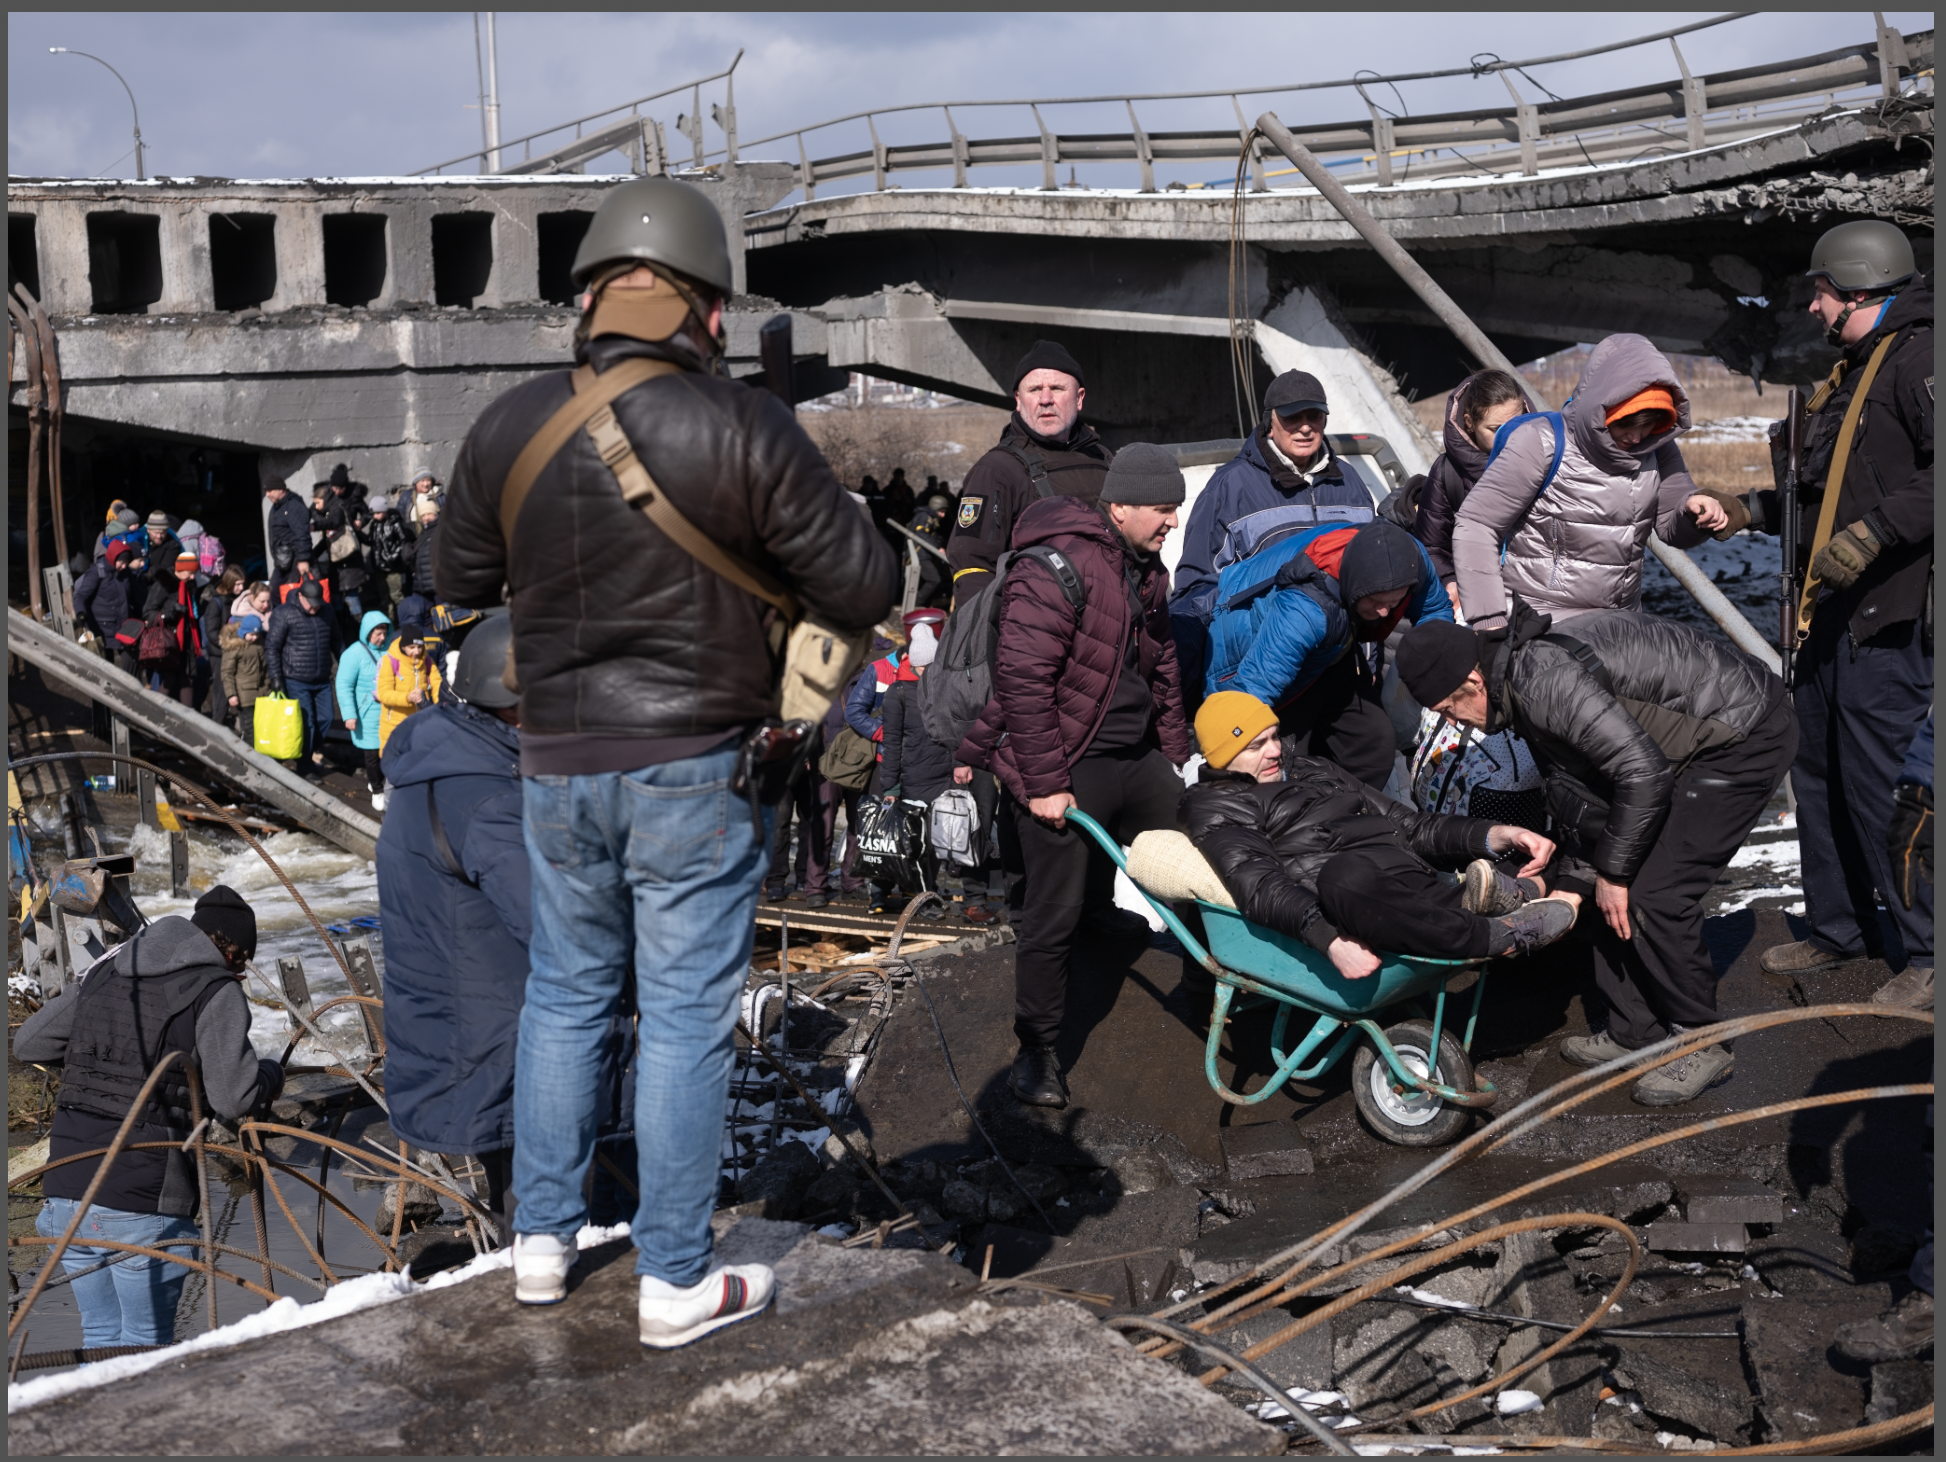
[1462,859,1543,916]
[1560,1028,1631,1068]
[1631,1044,1734,1106]
[1759,940,1850,975]
[1487,896,1576,956]
[1871,965,1935,1010]
[1834,1288,1934,1362]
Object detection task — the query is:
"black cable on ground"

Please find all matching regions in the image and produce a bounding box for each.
[1103,1314,1357,1456]
[1369,1289,1738,1339]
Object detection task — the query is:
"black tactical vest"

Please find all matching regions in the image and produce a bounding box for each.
[57,956,232,1135]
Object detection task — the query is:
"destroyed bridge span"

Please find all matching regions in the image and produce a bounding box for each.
[4,24,1930,497]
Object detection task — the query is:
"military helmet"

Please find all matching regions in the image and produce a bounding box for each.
[571,176,733,296]
[1805,220,1916,295]
[451,611,518,709]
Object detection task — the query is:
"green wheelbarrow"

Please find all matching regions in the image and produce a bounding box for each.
[1064,809,1496,1147]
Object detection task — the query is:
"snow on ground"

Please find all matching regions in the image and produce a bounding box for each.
[1684,415,1776,444]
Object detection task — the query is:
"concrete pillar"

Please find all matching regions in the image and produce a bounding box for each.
[1255,285,1438,475]
[35,202,95,316]
[272,201,325,310]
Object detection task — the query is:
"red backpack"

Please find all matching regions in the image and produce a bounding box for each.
[136,618,182,670]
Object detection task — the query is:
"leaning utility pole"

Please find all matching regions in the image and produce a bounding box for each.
[484,12,503,172]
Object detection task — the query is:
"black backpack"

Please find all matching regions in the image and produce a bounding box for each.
[918,546,1087,751]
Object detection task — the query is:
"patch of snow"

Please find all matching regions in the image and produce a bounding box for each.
[1398,1284,1474,1311]
[787,1125,832,1151]
[1495,1389,1544,1415]
[816,1223,850,1239]
[1684,415,1779,444]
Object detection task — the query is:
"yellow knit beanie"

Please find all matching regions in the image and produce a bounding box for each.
[1195,691,1279,769]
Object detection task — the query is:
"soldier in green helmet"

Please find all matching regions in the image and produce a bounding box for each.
[435,176,896,1347]
[1749,219,1933,1011]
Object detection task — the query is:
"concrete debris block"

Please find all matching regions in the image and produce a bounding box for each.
[1413,1307,1497,1384]
[1608,1336,1754,1445]
[1742,1285,1889,1441]
[1645,1221,1748,1255]
[632,1297,1286,1456]
[770,1236,930,1316]
[1865,1360,1933,1425]
[941,1179,988,1222]
[372,1182,444,1237]
[1746,1223,1854,1293]
[1332,1306,1444,1411]
[1219,1122,1314,1181]
[1848,1222,1924,1280]
[1215,1307,1333,1393]
[1413,1258,1498,1310]
[1679,1176,1785,1226]
[800,1168,862,1220]
[734,1141,822,1220]
[1107,1149,1178,1195]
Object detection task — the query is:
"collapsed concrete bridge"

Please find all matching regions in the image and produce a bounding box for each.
[5,27,1932,560]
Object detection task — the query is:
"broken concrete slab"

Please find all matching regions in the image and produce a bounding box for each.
[1646,1220,1749,1255]
[9,1214,1281,1456]
[1742,1284,1890,1443]
[1865,1359,1934,1425]
[1220,1122,1314,1181]
[1603,1295,1752,1445]
[1746,1223,1855,1293]
[1679,1175,1785,1226]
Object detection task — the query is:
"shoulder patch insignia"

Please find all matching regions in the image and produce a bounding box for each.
[956,497,984,529]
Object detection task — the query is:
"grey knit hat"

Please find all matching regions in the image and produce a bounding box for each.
[1097,443,1186,506]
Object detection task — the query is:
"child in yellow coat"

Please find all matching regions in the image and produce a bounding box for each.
[374,626,443,752]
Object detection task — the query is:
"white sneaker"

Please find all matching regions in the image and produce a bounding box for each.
[371,790,387,812]
[512,1232,573,1305]
[638,1265,775,1349]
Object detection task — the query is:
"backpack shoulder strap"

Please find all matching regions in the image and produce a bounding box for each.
[1536,631,1614,695]
[1014,544,1088,617]
[1486,411,1567,495]
[1002,443,1055,499]
[424,782,478,888]
[498,358,679,545]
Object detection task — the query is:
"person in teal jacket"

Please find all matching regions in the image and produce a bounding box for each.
[336,609,393,808]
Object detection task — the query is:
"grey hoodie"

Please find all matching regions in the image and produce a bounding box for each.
[1452,334,1708,628]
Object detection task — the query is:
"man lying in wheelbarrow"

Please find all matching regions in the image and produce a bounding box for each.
[1182,690,1582,986]
[1398,598,1796,1106]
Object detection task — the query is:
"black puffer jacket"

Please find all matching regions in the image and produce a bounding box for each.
[881,676,955,805]
[1484,597,1784,882]
[265,601,342,686]
[1181,753,1495,950]
[436,334,897,738]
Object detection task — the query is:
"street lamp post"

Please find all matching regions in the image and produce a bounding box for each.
[49,47,145,180]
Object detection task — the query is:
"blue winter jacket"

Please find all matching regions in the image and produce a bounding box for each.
[375,701,531,1155]
[334,611,392,751]
[1206,524,1452,709]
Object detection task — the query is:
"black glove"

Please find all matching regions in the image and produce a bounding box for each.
[267,680,284,696]
[1889,780,1933,910]
[251,1057,287,1117]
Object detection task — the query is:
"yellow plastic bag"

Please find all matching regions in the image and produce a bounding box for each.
[253,692,304,761]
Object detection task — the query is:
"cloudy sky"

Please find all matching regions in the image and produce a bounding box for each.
[7,11,1926,190]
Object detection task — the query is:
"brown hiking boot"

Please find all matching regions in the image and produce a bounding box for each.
[1834,1289,1934,1362]
[1871,965,1935,1010]
[1759,940,1850,976]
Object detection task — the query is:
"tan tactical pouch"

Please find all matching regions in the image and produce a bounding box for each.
[496,359,868,718]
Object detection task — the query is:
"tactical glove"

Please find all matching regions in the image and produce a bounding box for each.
[1690,488,1751,541]
[1889,780,1933,910]
[1810,518,1885,591]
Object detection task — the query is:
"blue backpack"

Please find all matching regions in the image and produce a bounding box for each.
[1486,410,1567,561]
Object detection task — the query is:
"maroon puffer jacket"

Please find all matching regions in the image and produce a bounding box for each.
[958,496,1189,802]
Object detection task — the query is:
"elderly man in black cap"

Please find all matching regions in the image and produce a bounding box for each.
[945,339,1114,594]
[1172,370,1372,716]
[1396,603,1795,1106]
[14,885,283,1348]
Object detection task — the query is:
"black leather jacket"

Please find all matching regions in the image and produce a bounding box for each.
[436,334,898,738]
[1181,753,1494,950]
[1485,597,1785,883]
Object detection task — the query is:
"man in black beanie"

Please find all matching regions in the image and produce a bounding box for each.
[1397,599,1795,1106]
[946,338,1114,591]
[13,882,281,1349]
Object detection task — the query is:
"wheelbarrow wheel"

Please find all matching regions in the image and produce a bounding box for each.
[1350,1019,1474,1148]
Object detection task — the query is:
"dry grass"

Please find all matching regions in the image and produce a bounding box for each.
[799,402,1010,492]
[1407,348,1779,492]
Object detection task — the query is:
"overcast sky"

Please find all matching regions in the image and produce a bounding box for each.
[7,11,1928,191]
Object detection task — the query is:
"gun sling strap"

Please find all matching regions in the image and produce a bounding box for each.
[497,358,802,622]
[1795,331,1897,647]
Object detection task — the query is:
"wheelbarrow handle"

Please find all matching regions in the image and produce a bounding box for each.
[1060,808,1222,976]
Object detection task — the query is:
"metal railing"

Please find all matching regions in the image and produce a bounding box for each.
[414,51,743,177]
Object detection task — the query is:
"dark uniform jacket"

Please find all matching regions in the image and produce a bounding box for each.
[946,414,1114,586]
[1757,273,1934,641]
[14,919,281,1215]
[265,492,313,570]
[435,333,897,740]
[1483,597,1785,883]
[1183,755,1496,951]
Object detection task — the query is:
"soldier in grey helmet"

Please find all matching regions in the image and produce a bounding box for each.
[435,176,896,1345]
[1749,219,1934,1012]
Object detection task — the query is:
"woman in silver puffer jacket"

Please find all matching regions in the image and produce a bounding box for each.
[1451,333,1746,629]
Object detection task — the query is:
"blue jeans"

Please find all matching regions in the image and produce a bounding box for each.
[36,1199,199,1347]
[515,742,768,1286]
[285,677,333,761]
